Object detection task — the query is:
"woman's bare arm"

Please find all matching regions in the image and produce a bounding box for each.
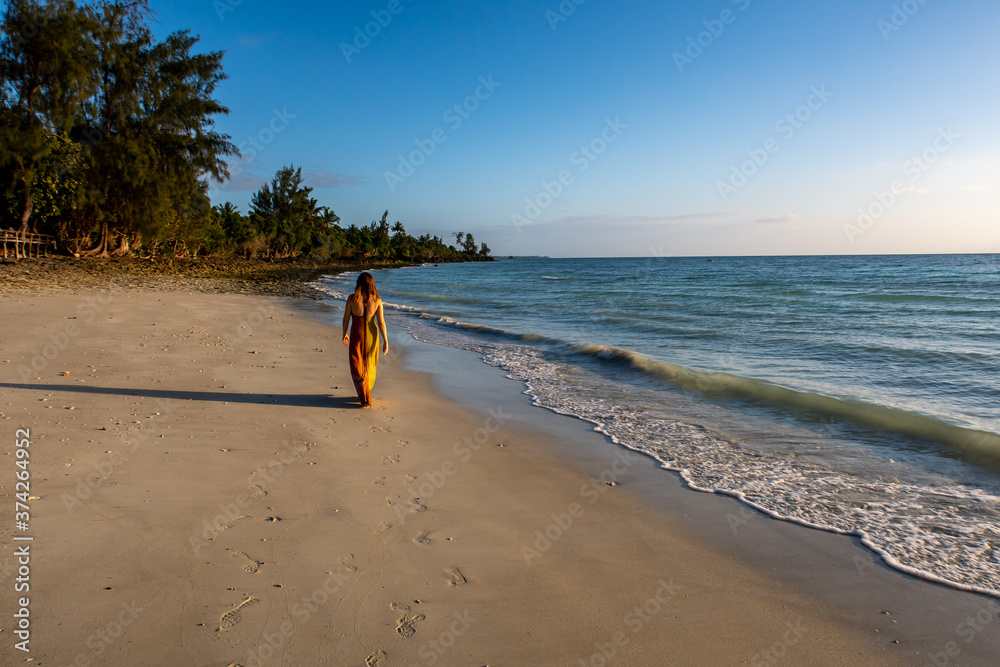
[377,301,389,354]
[342,297,352,344]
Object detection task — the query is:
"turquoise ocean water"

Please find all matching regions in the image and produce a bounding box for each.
[316,255,1000,597]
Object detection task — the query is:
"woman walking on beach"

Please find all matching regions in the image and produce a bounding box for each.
[342,272,389,407]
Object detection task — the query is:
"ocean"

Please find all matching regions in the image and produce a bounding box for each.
[314,254,1000,598]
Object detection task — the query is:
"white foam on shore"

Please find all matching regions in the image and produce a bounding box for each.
[490,344,1000,600]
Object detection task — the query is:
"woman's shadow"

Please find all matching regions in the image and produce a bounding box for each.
[0,382,359,409]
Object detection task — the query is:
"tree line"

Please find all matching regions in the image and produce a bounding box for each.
[219,164,489,261]
[0,1,491,262]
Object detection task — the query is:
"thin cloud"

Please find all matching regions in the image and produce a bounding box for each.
[212,165,266,192]
[237,33,271,49]
[547,213,733,227]
[755,214,799,224]
[303,168,362,189]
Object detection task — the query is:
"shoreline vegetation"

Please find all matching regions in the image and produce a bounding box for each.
[1,2,491,266]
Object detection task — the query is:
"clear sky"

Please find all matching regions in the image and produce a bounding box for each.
[149,0,1000,257]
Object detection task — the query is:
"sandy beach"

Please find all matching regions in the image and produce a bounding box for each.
[0,287,996,666]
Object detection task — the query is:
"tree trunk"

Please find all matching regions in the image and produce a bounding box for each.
[110,232,129,256]
[15,180,33,260]
[80,220,110,257]
[80,175,114,258]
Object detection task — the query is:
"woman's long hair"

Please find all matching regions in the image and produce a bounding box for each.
[352,272,379,306]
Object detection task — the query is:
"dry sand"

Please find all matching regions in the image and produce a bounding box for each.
[0,289,986,665]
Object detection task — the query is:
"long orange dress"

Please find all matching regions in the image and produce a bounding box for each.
[348,300,380,405]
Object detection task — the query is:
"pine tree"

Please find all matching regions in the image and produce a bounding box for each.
[0,0,94,253]
[77,2,236,256]
[462,232,477,255]
[249,165,325,256]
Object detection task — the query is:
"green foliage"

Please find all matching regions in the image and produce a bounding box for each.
[0,0,236,254]
[0,4,492,263]
[368,211,391,256]
[3,132,84,232]
[249,164,329,257]
[1,0,96,232]
[208,165,491,262]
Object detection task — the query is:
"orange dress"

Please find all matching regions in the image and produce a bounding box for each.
[348,301,380,405]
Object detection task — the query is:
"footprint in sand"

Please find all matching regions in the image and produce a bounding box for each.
[365,650,386,666]
[386,495,399,506]
[397,440,408,447]
[373,521,393,535]
[340,553,357,572]
[405,474,417,482]
[389,601,410,612]
[381,455,399,465]
[395,612,426,638]
[217,596,258,631]
[408,498,427,513]
[445,567,467,587]
[216,515,251,532]
[413,531,431,545]
[371,426,391,433]
[250,484,267,499]
[372,476,386,486]
[231,550,263,573]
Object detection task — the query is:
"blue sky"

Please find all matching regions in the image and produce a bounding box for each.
[150,0,1000,257]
